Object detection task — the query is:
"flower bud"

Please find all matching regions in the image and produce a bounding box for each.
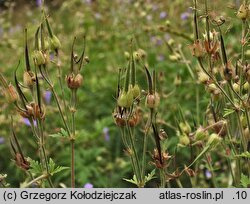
[207,133,221,148]
[237,3,249,20]
[146,93,160,109]
[50,35,61,51]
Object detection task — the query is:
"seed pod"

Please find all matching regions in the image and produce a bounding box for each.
[23,71,35,87]
[207,133,221,148]
[232,83,240,92]
[146,93,160,109]
[179,122,191,135]
[5,84,19,103]
[237,3,249,20]
[50,35,61,51]
[179,135,190,146]
[195,127,208,141]
[189,40,204,57]
[66,73,83,89]
[131,84,140,99]
[33,50,46,66]
[117,89,133,108]
[198,71,209,84]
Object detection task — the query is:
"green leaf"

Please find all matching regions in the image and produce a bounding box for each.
[49,128,69,138]
[144,169,156,183]
[240,174,250,188]
[123,175,139,186]
[28,159,43,175]
[48,158,69,176]
[223,108,235,117]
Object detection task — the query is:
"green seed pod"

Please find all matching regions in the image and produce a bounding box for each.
[243,82,249,91]
[33,50,46,66]
[126,88,134,107]
[117,92,127,108]
[124,51,130,60]
[232,83,240,92]
[146,93,160,109]
[50,35,61,51]
[207,83,217,93]
[131,84,140,99]
[237,3,249,20]
[179,122,191,135]
[179,135,190,146]
[207,133,221,148]
[194,127,208,141]
[198,71,209,84]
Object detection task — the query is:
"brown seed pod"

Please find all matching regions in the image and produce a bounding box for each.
[66,73,83,89]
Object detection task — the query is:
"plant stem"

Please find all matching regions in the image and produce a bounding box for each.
[23,174,48,188]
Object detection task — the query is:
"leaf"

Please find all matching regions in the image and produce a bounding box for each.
[123,175,139,186]
[144,169,156,183]
[28,159,43,175]
[48,158,69,176]
[240,174,250,188]
[223,108,235,117]
[234,151,250,158]
[49,128,69,138]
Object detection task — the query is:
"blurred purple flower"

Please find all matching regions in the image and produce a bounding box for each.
[44,90,52,104]
[146,15,152,21]
[152,4,158,11]
[181,12,190,20]
[205,169,212,179]
[36,0,42,7]
[157,54,165,62]
[23,118,37,127]
[102,127,110,141]
[84,183,93,188]
[0,137,5,145]
[164,33,170,41]
[50,53,54,61]
[94,13,102,20]
[160,11,167,19]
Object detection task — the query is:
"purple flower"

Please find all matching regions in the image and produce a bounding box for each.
[159,11,167,19]
[146,15,152,21]
[94,13,102,20]
[44,90,52,104]
[0,137,5,145]
[181,12,190,20]
[102,127,110,141]
[84,183,93,188]
[157,54,165,62]
[36,0,43,7]
[23,118,37,127]
[205,169,212,179]
[164,33,170,41]
[50,53,54,61]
